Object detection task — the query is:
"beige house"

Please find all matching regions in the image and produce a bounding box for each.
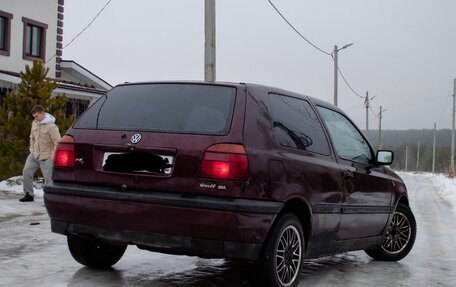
[0,0,111,117]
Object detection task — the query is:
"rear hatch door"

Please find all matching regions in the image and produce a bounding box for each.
[64,83,245,195]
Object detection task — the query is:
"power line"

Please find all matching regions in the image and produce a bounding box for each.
[267,0,332,56]
[46,0,113,64]
[64,0,113,50]
[334,58,364,99]
[370,105,379,118]
[267,0,366,102]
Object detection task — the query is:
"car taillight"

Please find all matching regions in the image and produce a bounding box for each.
[54,135,75,168]
[199,144,248,181]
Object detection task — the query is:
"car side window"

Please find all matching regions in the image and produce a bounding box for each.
[269,94,330,155]
[317,106,372,164]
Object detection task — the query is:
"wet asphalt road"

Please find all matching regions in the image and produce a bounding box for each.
[1,173,456,287]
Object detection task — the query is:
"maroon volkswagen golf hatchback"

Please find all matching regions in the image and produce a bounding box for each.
[44,82,416,287]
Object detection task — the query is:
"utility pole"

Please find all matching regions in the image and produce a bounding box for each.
[378,106,387,149]
[333,43,353,106]
[364,93,376,137]
[204,0,216,82]
[364,91,369,134]
[405,145,408,171]
[378,106,382,149]
[451,79,456,175]
[416,141,421,172]
[432,123,436,173]
[333,45,338,106]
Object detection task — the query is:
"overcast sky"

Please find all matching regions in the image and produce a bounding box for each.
[62,0,456,130]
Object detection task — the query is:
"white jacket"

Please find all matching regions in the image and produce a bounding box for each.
[29,113,61,160]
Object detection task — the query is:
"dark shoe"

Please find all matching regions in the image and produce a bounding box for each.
[19,194,34,202]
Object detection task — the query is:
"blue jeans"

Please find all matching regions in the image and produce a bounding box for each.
[22,154,53,196]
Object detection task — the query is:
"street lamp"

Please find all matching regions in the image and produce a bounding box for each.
[333,43,353,106]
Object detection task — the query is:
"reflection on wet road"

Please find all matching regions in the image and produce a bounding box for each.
[1,173,456,286]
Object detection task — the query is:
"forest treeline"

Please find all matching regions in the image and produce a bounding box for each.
[366,129,452,173]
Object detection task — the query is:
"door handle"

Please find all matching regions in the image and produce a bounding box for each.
[343,170,354,180]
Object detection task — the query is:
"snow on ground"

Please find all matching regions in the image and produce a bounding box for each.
[0,176,45,218]
[1,172,456,286]
[422,173,456,212]
[0,176,44,197]
[397,172,456,213]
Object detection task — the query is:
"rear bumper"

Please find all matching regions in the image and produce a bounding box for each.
[44,182,283,261]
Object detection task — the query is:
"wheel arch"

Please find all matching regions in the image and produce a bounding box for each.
[396,194,410,209]
[280,198,312,243]
[262,197,312,256]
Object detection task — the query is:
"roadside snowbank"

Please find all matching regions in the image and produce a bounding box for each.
[0,176,45,219]
[420,172,456,212]
[0,176,44,197]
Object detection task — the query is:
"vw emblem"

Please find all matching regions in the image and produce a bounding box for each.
[130,133,142,144]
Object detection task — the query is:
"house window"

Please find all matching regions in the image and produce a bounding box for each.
[22,17,47,61]
[0,10,13,56]
[65,98,90,118]
[0,17,5,49]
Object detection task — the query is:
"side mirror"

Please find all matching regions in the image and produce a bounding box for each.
[376,150,394,165]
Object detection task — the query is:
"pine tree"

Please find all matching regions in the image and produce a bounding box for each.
[0,60,73,180]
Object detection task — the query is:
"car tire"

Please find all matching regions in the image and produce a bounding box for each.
[365,203,416,261]
[256,213,304,287]
[67,234,127,268]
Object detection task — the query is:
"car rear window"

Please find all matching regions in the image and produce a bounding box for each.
[73,84,237,135]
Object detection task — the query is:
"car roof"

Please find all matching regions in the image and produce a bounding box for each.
[114,80,346,115]
[242,82,345,114]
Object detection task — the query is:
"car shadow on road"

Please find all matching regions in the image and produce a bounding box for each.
[68,261,253,287]
[68,253,411,287]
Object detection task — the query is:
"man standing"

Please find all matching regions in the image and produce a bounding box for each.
[19,105,61,202]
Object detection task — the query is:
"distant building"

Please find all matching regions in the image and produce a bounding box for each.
[0,0,111,117]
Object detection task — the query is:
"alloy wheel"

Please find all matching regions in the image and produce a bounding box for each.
[276,225,302,286]
[381,211,411,254]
